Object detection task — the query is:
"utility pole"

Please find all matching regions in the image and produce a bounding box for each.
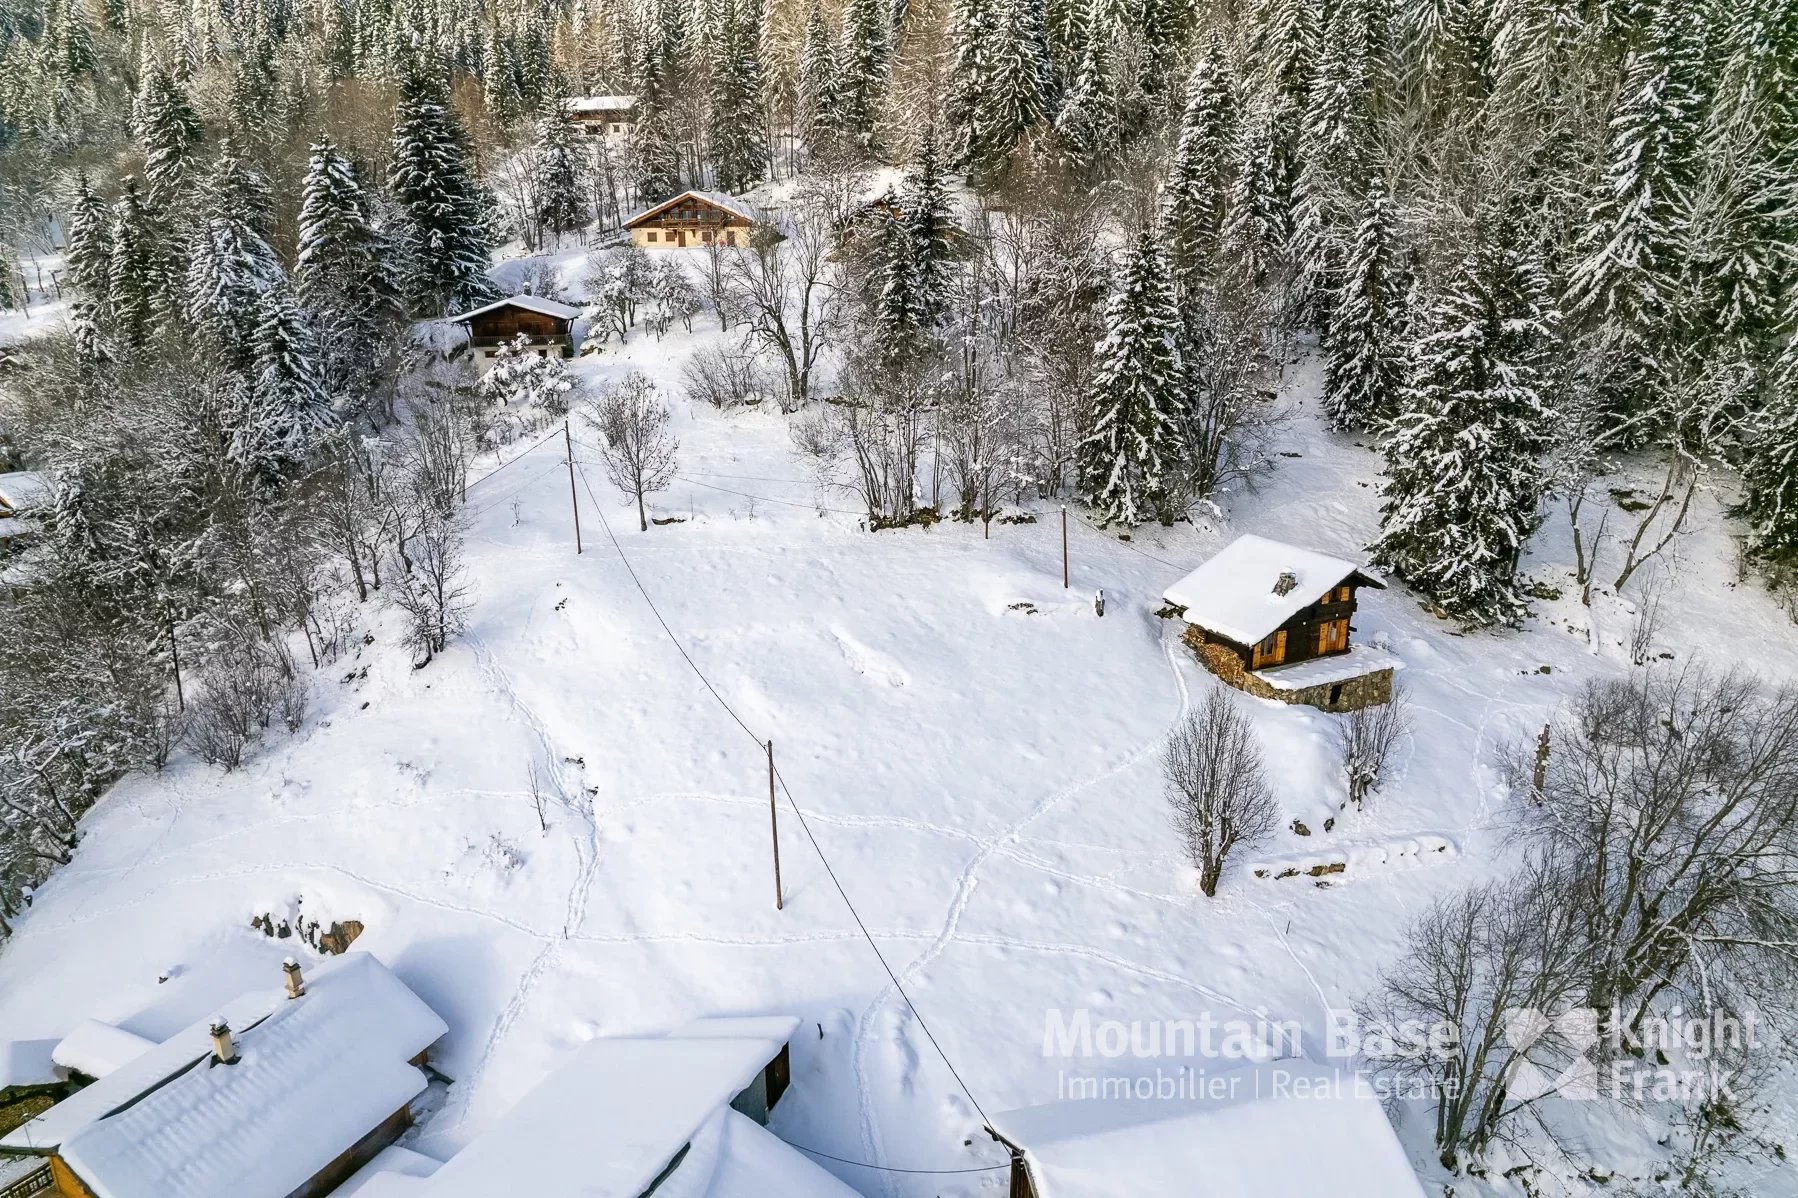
[1060,506,1069,589]
[564,420,583,555]
[767,740,783,911]
[167,611,184,711]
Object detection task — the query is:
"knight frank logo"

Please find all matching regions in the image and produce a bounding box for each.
[1503,1007,1600,1101]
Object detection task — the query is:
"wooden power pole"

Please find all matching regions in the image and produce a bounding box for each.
[767,740,783,911]
[1060,506,1069,588]
[563,420,583,555]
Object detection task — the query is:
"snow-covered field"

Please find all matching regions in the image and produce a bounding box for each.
[4,254,1797,1196]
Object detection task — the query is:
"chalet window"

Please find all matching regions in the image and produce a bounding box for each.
[647,231,657,242]
[702,231,713,243]
[1337,585,1352,602]
[1251,630,1287,669]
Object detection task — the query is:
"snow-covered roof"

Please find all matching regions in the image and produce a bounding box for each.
[337,1145,443,1197]
[993,1060,1426,1198]
[448,294,582,323]
[405,1017,808,1197]
[50,1020,155,1080]
[567,94,638,113]
[1253,644,1402,689]
[8,954,446,1198]
[662,1106,862,1198]
[0,470,51,515]
[623,190,765,229]
[1163,534,1384,645]
[0,1039,58,1090]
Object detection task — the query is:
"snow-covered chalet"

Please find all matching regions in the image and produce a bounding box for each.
[1164,534,1400,712]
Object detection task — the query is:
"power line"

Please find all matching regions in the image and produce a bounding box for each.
[463,426,568,494]
[673,473,867,516]
[569,460,997,1136]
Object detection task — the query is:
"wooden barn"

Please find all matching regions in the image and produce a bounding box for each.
[1163,534,1400,712]
[449,295,581,367]
[623,190,762,249]
[564,94,638,138]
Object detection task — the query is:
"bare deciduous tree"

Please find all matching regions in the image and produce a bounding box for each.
[585,372,679,532]
[388,508,471,668]
[1512,668,1798,1031]
[1335,684,1409,810]
[723,199,839,412]
[1163,690,1279,897]
[796,353,932,526]
[1360,856,1593,1169]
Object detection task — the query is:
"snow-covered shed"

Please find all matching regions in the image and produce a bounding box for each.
[990,1060,1427,1198]
[1164,534,1399,711]
[449,294,582,365]
[47,1020,154,1081]
[355,1015,859,1197]
[0,953,447,1198]
[624,190,766,249]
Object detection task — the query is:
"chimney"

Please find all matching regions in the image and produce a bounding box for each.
[210,1018,238,1065]
[1273,571,1298,597]
[282,957,306,999]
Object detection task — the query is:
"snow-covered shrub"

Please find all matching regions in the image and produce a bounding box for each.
[683,341,771,408]
[477,334,577,446]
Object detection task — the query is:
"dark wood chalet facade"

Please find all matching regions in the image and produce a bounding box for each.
[1163,535,1398,712]
[449,295,581,365]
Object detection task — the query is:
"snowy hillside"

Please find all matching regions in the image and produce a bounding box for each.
[4,294,1796,1195]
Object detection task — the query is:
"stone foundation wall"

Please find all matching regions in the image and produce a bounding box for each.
[1182,623,1393,712]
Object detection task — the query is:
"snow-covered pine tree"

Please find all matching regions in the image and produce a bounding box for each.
[865,188,923,364]
[797,1,837,151]
[836,0,891,140]
[240,283,333,483]
[706,0,767,192]
[295,141,401,405]
[1736,334,1798,574]
[1564,0,1706,431]
[185,139,285,371]
[104,177,166,351]
[1322,177,1407,429]
[535,102,589,243]
[945,0,997,168]
[1051,0,1117,174]
[389,48,498,314]
[903,123,956,329]
[969,0,1057,180]
[1076,228,1185,526]
[135,56,204,212]
[1371,212,1559,626]
[1161,37,1238,296]
[66,173,113,303]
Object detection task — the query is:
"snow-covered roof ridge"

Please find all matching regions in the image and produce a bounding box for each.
[993,1059,1427,1198]
[622,189,766,228]
[1163,533,1385,646]
[447,294,582,323]
[10,954,446,1198]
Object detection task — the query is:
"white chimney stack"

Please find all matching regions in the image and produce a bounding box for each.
[282,958,306,1000]
[209,1018,238,1065]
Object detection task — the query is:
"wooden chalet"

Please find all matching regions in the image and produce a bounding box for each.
[449,295,581,367]
[1163,534,1399,712]
[623,190,762,249]
[0,954,446,1198]
[564,94,638,138]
